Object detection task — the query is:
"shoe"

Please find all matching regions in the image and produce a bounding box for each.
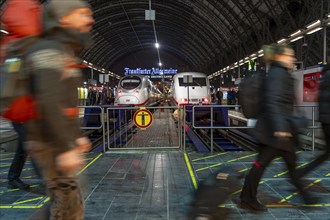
[240,200,267,211]
[8,179,30,189]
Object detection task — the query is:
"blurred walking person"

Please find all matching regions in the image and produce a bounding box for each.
[240,45,316,211]
[24,0,94,219]
[1,0,42,190]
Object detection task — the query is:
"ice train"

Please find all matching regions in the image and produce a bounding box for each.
[114,75,162,106]
[169,72,211,105]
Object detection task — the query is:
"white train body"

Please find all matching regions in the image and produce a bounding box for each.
[115,75,162,106]
[170,72,211,105]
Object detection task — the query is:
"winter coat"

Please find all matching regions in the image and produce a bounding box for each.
[319,65,330,124]
[253,61,298,152]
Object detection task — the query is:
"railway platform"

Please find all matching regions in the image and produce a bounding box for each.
[0,150,329,219]
[0,106,329,219]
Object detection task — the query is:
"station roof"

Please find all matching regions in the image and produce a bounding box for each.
[1,0,328,77]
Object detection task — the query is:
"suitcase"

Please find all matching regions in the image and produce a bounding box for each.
[188,168,242,220]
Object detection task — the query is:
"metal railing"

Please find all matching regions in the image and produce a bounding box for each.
[190,104,321,152]
[105,106,182,151]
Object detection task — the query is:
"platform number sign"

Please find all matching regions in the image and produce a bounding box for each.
[133,109,153,129]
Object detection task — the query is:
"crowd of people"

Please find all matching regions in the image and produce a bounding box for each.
[87,87,114,105]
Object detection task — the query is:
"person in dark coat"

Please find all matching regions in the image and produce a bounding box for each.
[296,62,330,178]
[240,45,315,211]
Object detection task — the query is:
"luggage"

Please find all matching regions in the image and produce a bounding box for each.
[238,71,266,119]
[188,167,241,220]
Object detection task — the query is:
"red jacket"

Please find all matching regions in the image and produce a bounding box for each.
[1,0,41,62]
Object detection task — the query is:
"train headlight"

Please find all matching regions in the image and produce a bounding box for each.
[118,90,122,96]
[135,90,139,94]
[202,98,209,103]
[181,98,188,103]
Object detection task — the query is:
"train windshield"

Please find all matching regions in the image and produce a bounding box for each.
[178,77,207,87]
[120,76,141,89]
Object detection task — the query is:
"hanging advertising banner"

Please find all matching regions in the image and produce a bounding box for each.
[124,68,177,79]
[303,71,322,102]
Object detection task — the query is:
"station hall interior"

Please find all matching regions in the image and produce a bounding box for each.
[0,0,330,220]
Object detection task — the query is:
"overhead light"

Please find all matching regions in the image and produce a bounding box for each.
[0,29,9,34]
[290,36,304,42]
[158,62,162,66]
[155,43,159,48]
[250,53,256,57]
[277,38,286,44]
[307,27,323,35]
[306,20,321,29]
[258,50,263,53]
[290,30,301,37]
[258,53,264,57]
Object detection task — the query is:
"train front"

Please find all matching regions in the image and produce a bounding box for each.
[114,75,148,106]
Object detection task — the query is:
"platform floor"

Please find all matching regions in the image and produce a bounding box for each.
[0,150,329,219]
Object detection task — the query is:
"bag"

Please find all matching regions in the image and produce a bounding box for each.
[238,71,266,118]
[188,167,241,219]
[0,36,40,122]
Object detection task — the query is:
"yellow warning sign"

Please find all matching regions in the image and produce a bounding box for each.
[133,109,153,129]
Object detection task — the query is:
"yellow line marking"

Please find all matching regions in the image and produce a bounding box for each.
[273,162,309,178]
[196,163,222,172]
[13,197,44,205]
[77,153,103,175]
[192,152,228,162]
[0,184,41,195]
[238,168,249,173]
[279,179,322,203]
[326,173,330,177]
[194,153,258,172]
[184,153,198,190]
[226,153,258,162]
[0,164,10,168]
[0,158,13,161]
[0,153,15,156]
[0,154,102,209]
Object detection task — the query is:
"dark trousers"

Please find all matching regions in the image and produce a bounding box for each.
[297,123,330,178]
[240,145,308,202]
[8,122,41,181]
[8,123,27,181]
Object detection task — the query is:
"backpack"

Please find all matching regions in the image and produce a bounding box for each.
[238,71,266,119]
[0,36,40,122]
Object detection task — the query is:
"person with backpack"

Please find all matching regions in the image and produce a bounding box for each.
[1,0,42,190]
[22,0,94,219]
[240,44,316,211]
[295,58,330,178]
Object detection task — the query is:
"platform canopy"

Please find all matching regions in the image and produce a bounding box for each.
[1,0,329,76]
